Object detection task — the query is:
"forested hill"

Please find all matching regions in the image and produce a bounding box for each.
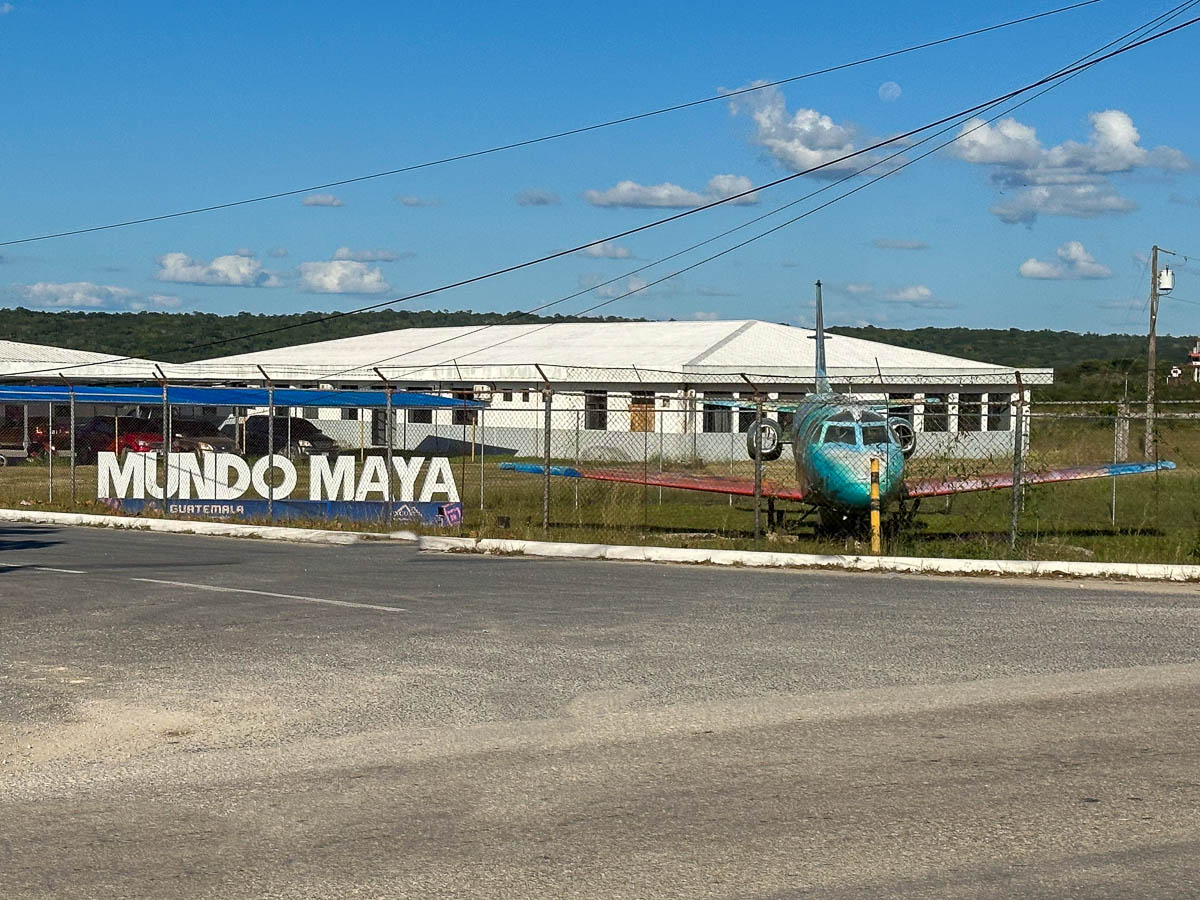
[829,326,1193,372]
[0,307,642,363]
[1,308,1191,394]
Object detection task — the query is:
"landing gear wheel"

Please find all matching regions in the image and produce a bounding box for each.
[746,417,784,462]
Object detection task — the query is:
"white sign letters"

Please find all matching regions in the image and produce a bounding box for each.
[97,452,459,502]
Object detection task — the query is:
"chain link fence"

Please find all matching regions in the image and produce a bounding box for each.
[2,387,1196,564]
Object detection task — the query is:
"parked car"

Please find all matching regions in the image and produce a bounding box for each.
[74,416,164,462]
[221,416,340,458]
[20,417,74,458]
[149,418,241,455]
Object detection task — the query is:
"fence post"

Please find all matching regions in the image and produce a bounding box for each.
[479,406,485,512]
[47,401,53,503]
[537,368,553,532]
[61,376,76,508]
[155,368,170,514]
[1008,374,1025,553]
[375,369,394,519]
[574,409,580,510]
[47,402,53,503]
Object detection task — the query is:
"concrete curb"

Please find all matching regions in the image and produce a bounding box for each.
[417,535,1200,582]
[0,508,420,546]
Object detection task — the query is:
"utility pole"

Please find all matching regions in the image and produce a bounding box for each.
[1145,244,1176,459]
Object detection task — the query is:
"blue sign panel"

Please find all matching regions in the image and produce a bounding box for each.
[106,498,462,527]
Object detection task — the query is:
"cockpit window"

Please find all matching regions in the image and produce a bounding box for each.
[823,424,858,445]
[861,425,889,445]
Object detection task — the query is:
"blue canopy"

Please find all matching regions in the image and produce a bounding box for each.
[0,384,483,408]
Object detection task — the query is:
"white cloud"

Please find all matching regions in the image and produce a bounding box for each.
[827,281,874,296]
[873,237,927,250]
[267,246,289,258]
[877,284,955,309]
[729,84,868,178]
[693,311,721,320]
[156,252,281,287]
[298,260,391,294]
[515,188,561,206]
[396,195,440,208]
[1170,192,1200,208]
[0,4,13,14]
[576,240,633,259]
[878,81,902,103]
[584,174,758,208]
[579,273,651,299]
[301,193,344,207]
[1018,241,1112,280]
[11,282,182,311]
[953,110,1193,223]
[332,246,404,262]
[234,247,255,257]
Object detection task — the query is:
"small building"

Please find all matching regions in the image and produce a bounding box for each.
[167,320,1050,461]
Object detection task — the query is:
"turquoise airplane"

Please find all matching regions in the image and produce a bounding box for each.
[501,285,1174,532]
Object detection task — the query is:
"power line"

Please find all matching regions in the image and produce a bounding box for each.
[5,12,1198,382]
[332,1,1200,377]
[0,1,1101,248]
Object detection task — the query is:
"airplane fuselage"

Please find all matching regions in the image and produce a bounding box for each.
[788,395,906,513]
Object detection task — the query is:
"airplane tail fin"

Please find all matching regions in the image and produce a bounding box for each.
[813,279,830,392]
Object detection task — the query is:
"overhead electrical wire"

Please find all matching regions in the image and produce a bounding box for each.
[331,0,1200,378]
[7,9,1199,381]
[0,0,1101,249]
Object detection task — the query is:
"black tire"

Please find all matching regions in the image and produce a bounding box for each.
[746,417,785,462]
[889,418,916,458]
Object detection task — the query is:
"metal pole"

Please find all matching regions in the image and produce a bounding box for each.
[869,457,881,555]
[22,404,28,453]
[753,394,763,544]
[385,388,394,511]
[158,371,169,513]
[574,409,580,510]
[267,383,275,519]
[479,407,485,511]
[47,402,53,503]
[1145,244,1159,459]
[542,385,553,531]
[68,386,76,507]
[1008,376,1025,552]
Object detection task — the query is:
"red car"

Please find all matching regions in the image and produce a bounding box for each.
[74,417,164,462]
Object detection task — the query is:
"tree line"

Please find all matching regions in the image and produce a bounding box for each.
[2,307,1192,399]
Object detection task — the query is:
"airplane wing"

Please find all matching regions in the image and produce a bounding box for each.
[903,460,1175,499]
[498,462,807,501]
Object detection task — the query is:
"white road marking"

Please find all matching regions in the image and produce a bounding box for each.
[130,577,404,613]
[0,561,86,574]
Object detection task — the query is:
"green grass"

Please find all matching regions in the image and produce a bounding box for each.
[3,431,1199,564]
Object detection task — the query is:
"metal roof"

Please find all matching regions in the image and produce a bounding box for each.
[0,384,481,408]
[164,320,1049,385]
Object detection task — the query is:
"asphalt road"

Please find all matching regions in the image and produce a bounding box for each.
[2,523,1199,899]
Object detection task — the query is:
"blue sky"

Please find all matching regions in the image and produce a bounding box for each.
[1,0,1198,336]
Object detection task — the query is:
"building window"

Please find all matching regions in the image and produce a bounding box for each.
[522,391,530,403]
[888,393,914,426]
[303,407,318,419]
[584,391,608,430]
[452,389,477,426]
[502,391,513,402]
[629,391,654,433]
[987,394,1012,431]
[702,393,732,433]
[737,401,757,434]
[958,393,983,432]
[407,387,433,424]
[923,394,948,433]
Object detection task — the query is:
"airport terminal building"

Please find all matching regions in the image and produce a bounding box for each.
[150,320,1051,461]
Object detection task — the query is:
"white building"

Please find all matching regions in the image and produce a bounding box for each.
[166,320,1050,461]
